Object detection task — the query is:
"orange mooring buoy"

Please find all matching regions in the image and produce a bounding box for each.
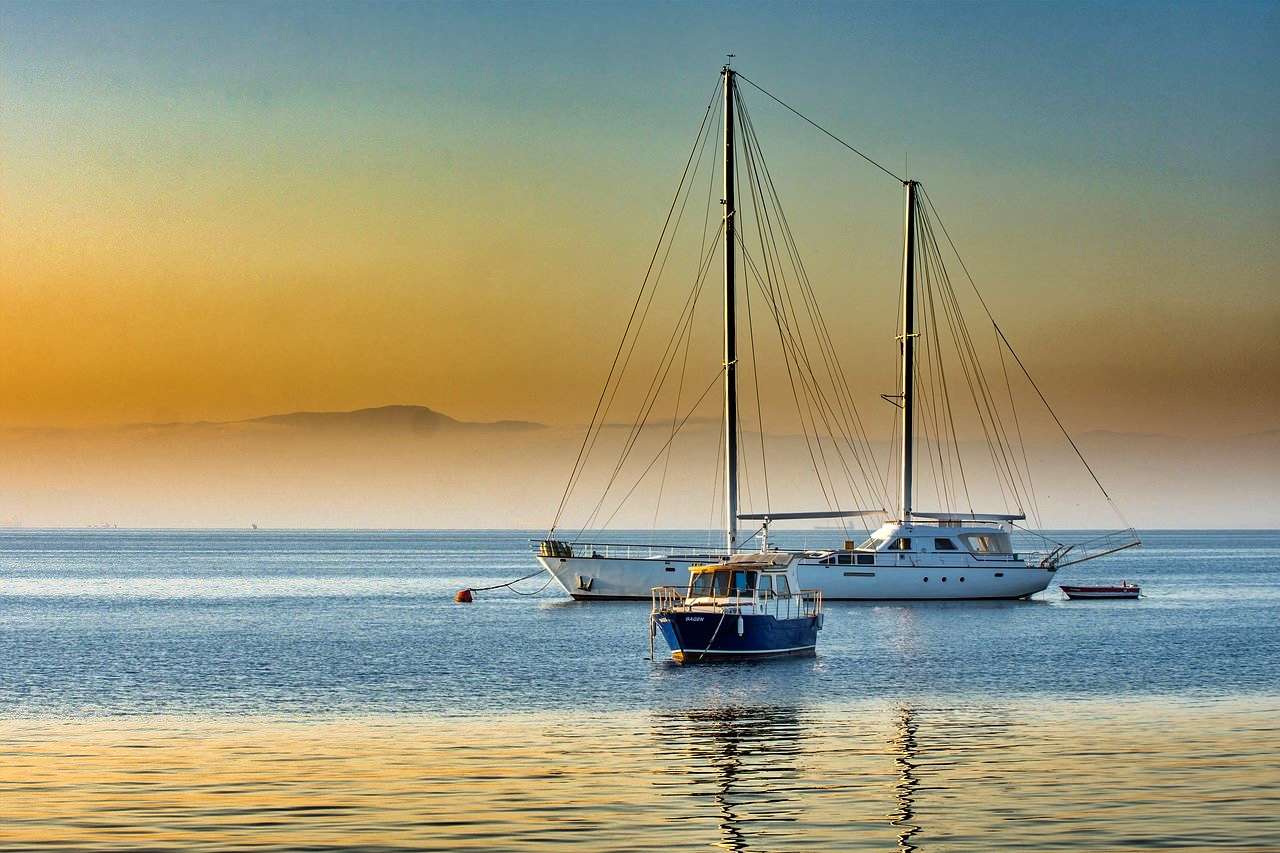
[454,588,474,603]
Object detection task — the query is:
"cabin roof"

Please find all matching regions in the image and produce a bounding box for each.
[689,551,793,573]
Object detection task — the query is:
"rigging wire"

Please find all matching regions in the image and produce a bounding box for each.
[653,99,725,529]
[916,198,1028,515]
[997,328,1043,528]
[918,233,970,513]
[740,187,772,516]
[651,287,697,528]
[736,72,905,184]
[552,70,1129,549]
[731,127,757,520]
[549,78,723,535]
[577,223,725,537]
[735,89,891,515]
[733,230,838,511]
[735,89,886,523]
[597,368,727,532]
[918,187,1133,530]
[582,111,727,533]
[918,204,1016,513]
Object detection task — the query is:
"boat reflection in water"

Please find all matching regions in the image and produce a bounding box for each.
[650,705,806,851]
[890,705,922,853]
[649,703,936,851]
[7,700,1277,850]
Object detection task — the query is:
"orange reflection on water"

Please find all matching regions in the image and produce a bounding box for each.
[2,699,1277,851]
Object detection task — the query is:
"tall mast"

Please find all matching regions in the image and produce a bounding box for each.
[722,65,739,553]
[899,180,917,521]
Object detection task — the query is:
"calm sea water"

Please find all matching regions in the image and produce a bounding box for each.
[1,529,1278,850]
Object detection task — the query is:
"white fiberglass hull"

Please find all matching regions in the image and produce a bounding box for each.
[535,553,1055,601]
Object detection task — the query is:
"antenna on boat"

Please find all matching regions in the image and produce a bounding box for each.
[722,62,739,554]
[899,179,918,522]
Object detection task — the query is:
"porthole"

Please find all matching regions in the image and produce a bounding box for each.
[960,577,965,582]
[942,577,947,582]
[923,577,929,582]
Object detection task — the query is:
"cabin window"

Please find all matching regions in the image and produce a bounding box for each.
[890,538,912,551]
[730,570,755,594]
[819,555,835,565]
[837,554,853,565]
[691,571,734,596]
[934,538,958,551]
[758,575,773,598]
[856,553,874,565]
[774,575,791,597]
[963,534,1007,554]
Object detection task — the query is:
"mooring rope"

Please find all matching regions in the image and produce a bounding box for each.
[462,569,555,597]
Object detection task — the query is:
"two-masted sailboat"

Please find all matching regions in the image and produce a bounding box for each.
[534,65,1138,600]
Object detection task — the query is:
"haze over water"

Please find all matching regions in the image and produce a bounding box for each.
[2,529,1277,850]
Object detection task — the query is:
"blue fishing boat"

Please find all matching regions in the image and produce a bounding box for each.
[650,552,823,664]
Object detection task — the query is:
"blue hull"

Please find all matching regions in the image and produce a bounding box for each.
[655,611,819,663]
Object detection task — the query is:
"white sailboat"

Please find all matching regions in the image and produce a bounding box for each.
[535,65,1138,600]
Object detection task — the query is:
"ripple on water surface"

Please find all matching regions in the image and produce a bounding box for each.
[2,700,1278,851]
[1,530,1278,849]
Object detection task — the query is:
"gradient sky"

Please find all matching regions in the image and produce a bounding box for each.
[2,0,1277,439]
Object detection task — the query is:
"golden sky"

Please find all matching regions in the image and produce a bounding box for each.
[2,2,1277,439]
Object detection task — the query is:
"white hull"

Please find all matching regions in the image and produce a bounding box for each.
[536,552,1054,601]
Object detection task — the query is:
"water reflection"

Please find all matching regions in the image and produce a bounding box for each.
[890,705,921,852]
[651,705,805,851]
[3,700,1278,851]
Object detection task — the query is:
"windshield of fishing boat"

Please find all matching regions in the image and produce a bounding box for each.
[689,570,756,597]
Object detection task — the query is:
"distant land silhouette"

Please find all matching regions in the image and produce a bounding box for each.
[237,404,542,433]
[121,405,545,434]
[0,406,1273,528]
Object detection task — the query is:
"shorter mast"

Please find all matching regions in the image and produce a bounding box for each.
[898,180,917,521]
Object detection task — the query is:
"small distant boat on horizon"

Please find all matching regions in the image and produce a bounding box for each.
[650,552,822,664]
[1060,582,1140,600]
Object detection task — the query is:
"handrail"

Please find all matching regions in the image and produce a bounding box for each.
[1038,528,1141,569]
[651,585,822,620]
[536,538,731,561]
[534,538,733,552]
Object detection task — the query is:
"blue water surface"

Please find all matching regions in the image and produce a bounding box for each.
[0,529,1276,717]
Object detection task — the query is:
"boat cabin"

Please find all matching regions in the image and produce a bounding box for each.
[858,521,1014,554]
[812,516,1023,568]
[686,560,793,601]
[659,551,820,620]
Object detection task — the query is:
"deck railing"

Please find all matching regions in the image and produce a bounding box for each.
[651,585,822,620]
[1038,528,1142,568]
[534,538,730,562]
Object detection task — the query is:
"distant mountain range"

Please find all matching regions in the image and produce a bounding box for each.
[0,406,1273,528]
[125,405,545,434]
[240,404,543,433]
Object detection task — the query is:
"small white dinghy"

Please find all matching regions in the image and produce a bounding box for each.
[1060,582,1140,600]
